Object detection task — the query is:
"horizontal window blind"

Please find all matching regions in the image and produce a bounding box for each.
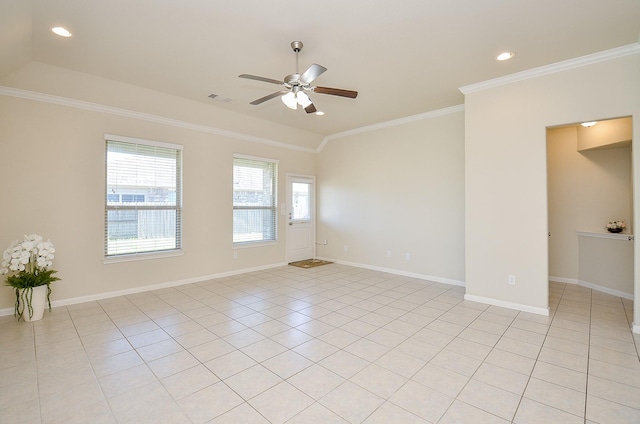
[233,155,278,244]
[105,137,183,257]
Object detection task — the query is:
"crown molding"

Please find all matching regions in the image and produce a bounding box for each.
[0,86,317,153]
[316,104,465,152]
[459,43,640,95]
[1,85,466,155]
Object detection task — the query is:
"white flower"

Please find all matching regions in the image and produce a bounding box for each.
[606,220,626,230]
[0,234,57,276]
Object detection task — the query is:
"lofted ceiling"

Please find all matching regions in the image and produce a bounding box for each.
[1,0,639,139]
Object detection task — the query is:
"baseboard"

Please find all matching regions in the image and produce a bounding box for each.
[0,262,287,317]
[576,280,633,300]
[548,276,579,284]
[549,275,633,300]
[316,257,466,287]
[463,293,550,316]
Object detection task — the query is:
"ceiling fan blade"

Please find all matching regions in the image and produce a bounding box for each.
[250,90,288,105]
[300,64,327,84]
[239,74,284,85]
[304,103,317,114]
[313,86,358,98]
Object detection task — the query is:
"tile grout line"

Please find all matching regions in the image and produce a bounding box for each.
[31,320,43,423]
[585,285,593,422]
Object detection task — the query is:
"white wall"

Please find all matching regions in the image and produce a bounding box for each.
[315,110,466,285]
[578,236,634,297]
[0,64,316,311]
[463,50,640,321]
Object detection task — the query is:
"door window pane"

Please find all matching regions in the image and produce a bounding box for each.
[292,182,311,221]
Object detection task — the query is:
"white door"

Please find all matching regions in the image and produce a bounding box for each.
[286,175,315,262]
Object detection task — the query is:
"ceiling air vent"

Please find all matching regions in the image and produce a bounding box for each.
[208,94,232,103]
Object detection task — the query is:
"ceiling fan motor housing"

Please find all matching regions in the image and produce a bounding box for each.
[284,73,305,89]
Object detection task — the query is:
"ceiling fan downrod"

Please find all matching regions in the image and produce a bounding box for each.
[291,41,303,69]
[291,41,303,78]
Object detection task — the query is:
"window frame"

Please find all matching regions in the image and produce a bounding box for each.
[233,154,279,246]
[104,134,183,262]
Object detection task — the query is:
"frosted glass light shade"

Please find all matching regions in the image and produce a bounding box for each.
[281,92,297,109]
[296,92,312,107]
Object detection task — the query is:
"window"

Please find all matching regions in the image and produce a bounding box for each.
[105,135,183,257]
[233,155,278,244]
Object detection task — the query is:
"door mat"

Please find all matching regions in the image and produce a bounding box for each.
[288,259,334,268]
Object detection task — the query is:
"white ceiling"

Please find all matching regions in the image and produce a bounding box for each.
[2,0,639,139]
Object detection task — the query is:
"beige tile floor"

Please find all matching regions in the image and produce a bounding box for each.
[1,264,639,423]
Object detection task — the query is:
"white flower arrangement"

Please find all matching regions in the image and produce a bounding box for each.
[1,234,60,321]
[605,220,626,231]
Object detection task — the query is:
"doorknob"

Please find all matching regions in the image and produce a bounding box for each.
[289,222,293,226]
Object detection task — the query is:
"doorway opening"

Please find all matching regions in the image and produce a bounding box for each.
[547,116,634,308]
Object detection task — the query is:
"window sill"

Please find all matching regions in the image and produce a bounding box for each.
[233,241,278,249]
[103,250,183,264]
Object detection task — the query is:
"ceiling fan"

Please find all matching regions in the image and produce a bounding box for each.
[239,41,358,114]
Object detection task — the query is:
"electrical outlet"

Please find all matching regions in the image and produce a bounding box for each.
[323,239,328,245]
[387,250,392,257]
[233,251,238,259]
[405,253,411,261]
[344,245,349,252]
[508,274,516,285]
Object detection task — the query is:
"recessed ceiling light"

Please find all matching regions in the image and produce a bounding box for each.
[581,121,598,127]
[51,27,72,37]
[496,51,514,61]
[315,111,325,116]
